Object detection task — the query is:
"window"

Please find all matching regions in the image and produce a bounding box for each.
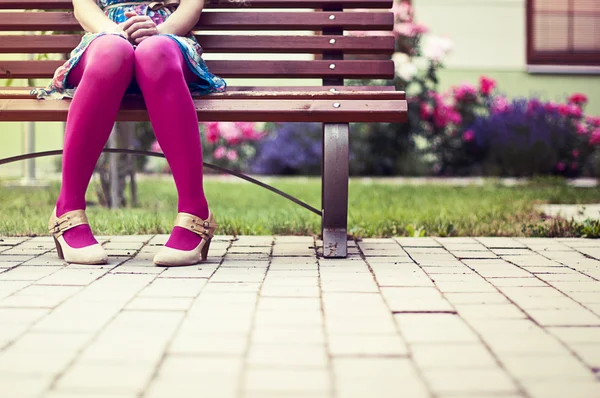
[527,0,600,66]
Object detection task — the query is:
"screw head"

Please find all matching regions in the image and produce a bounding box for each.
[329,14,336,20]
[329,39,336,45]
[330,88,337,93]
[333,102,341,108]
[329,64,336,70]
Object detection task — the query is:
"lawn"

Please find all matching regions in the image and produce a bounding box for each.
[1,177,600,238]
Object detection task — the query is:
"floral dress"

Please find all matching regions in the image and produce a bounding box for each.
[32,0,226,99]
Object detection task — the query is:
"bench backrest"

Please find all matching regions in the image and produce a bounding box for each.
[0,0,396,87]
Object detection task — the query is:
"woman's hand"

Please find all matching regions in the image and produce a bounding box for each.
[122,11,160,44]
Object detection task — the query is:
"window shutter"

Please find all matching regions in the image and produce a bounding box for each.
[528,0,600,66]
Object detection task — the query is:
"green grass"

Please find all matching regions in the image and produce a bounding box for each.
[2,177,600,238]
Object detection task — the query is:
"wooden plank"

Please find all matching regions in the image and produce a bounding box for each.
[0,0,394,10]
[0,87,404,100]
[0,85,398,99]
[0,60,395,79]
[0,12,394,31]
[0,34,395,54]
[0,98,408,123]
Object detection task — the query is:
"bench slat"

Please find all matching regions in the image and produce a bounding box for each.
[0,34,395,54]
[0,60,395,79]
[0,12,393,31]
[0,98,408,123]
[0,87,404,100]
[0,0,393,10]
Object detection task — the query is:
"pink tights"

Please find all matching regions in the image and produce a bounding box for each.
[57,35,208,251]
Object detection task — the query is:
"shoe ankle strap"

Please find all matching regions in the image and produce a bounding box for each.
[49,210,89,238]
[174,212,218,240]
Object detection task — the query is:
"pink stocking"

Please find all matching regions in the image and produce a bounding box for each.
[57,35,135,248]
[134,36,210,251]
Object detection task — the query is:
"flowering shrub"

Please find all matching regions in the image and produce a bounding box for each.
[250,123,322,175]
[414,75,600,176]
[149,122,267,173]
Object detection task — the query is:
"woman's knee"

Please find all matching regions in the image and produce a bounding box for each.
[134,36,183,81]
[84,35,135,79]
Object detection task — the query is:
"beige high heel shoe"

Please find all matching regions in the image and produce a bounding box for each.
[153,212,218,267]
[48,208,108,265]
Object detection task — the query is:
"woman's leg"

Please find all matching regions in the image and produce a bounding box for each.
[56,35,135,248]
[134,36,209,251]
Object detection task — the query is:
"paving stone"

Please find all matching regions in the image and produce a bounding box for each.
[35,268,108,285]
[444,292,510,305]
[328,333,408,356]
[333,358,430,398]
[169,332,248,355]
[420,368,519,395]
[0,266,63,281]
[126,296,193,311]
[499,355,596,381]
[525,308,600,326]
[0,285,82,308]
[410,343,498,368]
[548,326,600,344]
[0,351,76,377]
[394,314,479,343]
[455,304,526,320]
[381,287,455,313]
[0,375,53,398]
[137,278,206,298]
[247,344,328,367]
[569,344,600,368]
[252,327,325,345]
[244,368,331,394]
[523,380,600,398]
[55,361,156,394]
[486,278,550,287]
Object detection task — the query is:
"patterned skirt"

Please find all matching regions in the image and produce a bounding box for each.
[32,2,226,99]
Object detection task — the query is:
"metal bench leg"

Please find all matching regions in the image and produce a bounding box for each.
[322,123,349,258]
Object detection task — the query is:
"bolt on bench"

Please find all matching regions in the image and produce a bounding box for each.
[0,0,407,258]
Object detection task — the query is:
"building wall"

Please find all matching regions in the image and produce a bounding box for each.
[413,0,600,116]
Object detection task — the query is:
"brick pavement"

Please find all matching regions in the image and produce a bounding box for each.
[0,235,599,398]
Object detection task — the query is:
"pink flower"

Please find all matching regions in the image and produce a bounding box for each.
[558,104,571,117]
[214,146,226,159]
[226,150,238,162]
[219,122,243,145]
[568,104,583,118]
[453,83,478,102]
[205,122,220,143]
[568,93,588,106]
[576,123,588,135]
[587,116,600,127]
[237,122,263,141]
[151,140,162,153]
[391,1,412,22]
[556,162,566,172]
[492,96,510,114]
[572,149,580,159]
[590,130,600,146]
[544,101,558,112]
[447,110,462,125]
[463,130,475,142]
[420,103,434,119]
[479,76,496,96]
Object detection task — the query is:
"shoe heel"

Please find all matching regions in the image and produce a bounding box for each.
[200,239,211,261]
[53,236,64,260]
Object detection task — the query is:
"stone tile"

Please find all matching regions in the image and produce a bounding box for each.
[455,304,526,320]
[381,287,455,313]
[0,266,63,281]
[525,309,600,326]
[548,327,600,344]
[394,313,480,343]
[35,268,108,286]
[333,358,430,398]
[0,285,82,308]
[137,278,206,298]
[421,368,519,395]
[328,333,408,356]
[499,355,596,381]
[410,343,498,368]
[486,278,550,287]
[7,332,92,354]
[523,381,600,398]
[247,344,328,367]
[159,265,218,279]
[55,361,156,394]
[0,375,53,398]
[244,368,331,394]
[569,344,600,368]
[0,280,31,299]
[0,351,76,377]
[444,292,510,305]
[260,285,320,298]
[126,296,193,311]
[169,332,248,355]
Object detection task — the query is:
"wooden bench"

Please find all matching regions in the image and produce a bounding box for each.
[0,0,407,258]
